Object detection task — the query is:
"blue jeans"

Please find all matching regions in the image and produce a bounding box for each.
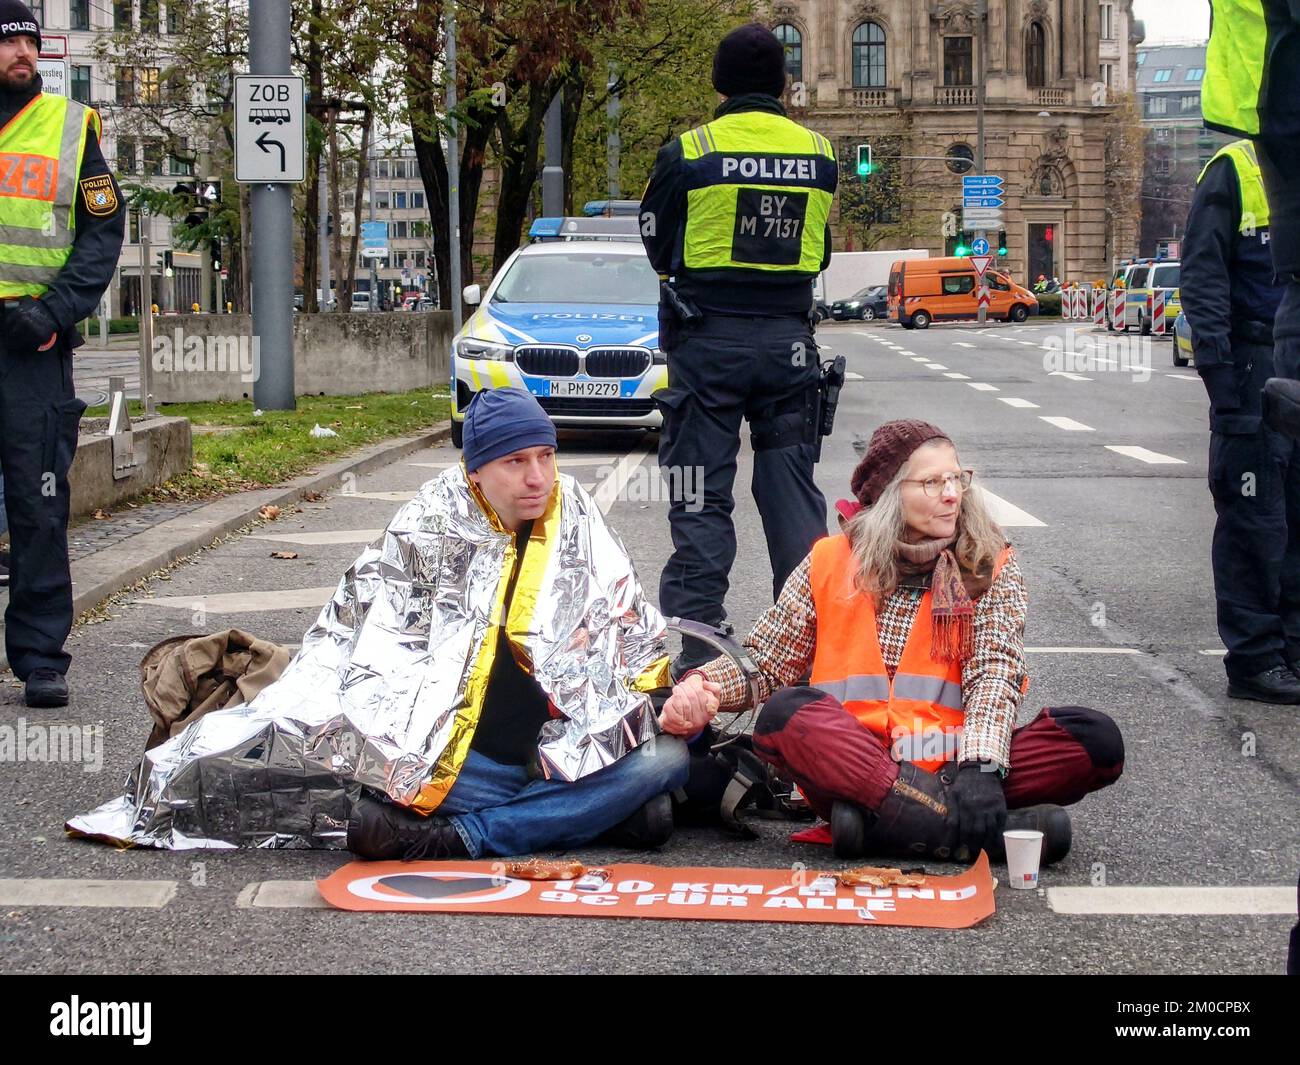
[438,736,690,858]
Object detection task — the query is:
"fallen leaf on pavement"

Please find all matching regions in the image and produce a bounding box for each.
[270,551,298,560]
[92,509,111,520]
[259,505,281,520]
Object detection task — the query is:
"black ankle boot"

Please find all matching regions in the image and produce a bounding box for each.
[347,795,469,861]
[993,805,1073,866]
[602,793,674,849]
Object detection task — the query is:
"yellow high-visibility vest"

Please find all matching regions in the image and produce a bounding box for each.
[678,110,835,278]
[0,93,101,298]
[1198,139,1271,232]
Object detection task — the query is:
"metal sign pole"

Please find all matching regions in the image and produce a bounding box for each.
[249,0,296,409]
[446,4,461,332]
[139,227,155,416]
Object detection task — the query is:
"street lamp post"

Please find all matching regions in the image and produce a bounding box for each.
[976,0,989,324]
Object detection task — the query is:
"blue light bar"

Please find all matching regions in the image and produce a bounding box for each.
[529,217,564,239]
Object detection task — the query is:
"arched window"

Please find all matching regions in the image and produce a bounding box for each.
[852,22,887,89]
[1026,22,1046,88]
[774,24,803,85]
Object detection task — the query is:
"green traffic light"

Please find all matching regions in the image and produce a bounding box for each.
[857,162,872,176]
[955,244,969,256]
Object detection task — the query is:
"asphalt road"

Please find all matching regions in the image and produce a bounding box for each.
[2,317,1296,975]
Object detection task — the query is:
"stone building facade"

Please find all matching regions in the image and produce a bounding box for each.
[769,0,1144,283]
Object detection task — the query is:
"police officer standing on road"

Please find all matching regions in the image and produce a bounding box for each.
[0,1,125,707]
[1182,137,1299,703]
[641,22,837,674]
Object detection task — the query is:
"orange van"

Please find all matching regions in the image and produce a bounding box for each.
[887,257,1039,328]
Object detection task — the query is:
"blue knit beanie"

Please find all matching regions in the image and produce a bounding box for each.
[462,388,557,472]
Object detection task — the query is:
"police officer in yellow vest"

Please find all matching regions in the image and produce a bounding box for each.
[0,2,124,708]
[641,23,836,674]
[1182,138,1299,703]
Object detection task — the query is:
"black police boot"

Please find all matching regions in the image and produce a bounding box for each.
[347,794,469,861]
[992,805,1073,866]
[601,793,674,849]
[1263,378,1300,441]
[1227,665,1300,705]
[24,668,68,708]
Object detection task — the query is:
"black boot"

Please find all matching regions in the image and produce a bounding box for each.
[347,794,469,860]
[1228,664,1300,705]
[831,763,1073,865]
[992,805,1073,866]
[25,668,68,708]
[602,793,674,849]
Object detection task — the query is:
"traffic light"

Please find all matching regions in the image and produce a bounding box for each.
[997,230,1008,256]
[954,230,973,256]
[856,143,873,177]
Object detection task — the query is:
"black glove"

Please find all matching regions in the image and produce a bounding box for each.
[7,296,60,351]
[950,761,1007,857]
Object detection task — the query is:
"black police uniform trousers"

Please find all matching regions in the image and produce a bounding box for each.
[656,313,827,653]
[0,317,85,679]
[1207,337,1300,678]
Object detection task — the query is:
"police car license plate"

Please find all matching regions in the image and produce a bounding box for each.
[548,380,618,398]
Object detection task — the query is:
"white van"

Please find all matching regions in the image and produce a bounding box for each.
[350,292,372,312]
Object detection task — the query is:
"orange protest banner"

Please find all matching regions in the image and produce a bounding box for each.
[318,854,996,928]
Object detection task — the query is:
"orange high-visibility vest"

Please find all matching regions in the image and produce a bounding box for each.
[808,534,1019,772]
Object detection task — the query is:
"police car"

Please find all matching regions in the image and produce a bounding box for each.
[449,215,666,447]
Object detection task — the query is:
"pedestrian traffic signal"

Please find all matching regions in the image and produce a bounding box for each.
[856,144,873,177]
[997,230,1008,256]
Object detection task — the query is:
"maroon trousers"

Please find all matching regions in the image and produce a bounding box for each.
[751,686,1125,821]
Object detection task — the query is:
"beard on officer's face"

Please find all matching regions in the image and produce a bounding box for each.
[0,63,36,92]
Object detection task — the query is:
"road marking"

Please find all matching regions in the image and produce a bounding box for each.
[998,397,1040,408]
[1105,445,1186,465]
[345,491,417,502]
[1039,416,1094,431]
[953,341,976,348]
[1025,647,1144,654]
[136,587,336,613]
[911,356,929,362]
[924,363,948,370]
[1198,649,1227,656]
[844,371,865,381]
[236,881,331,909]
[249,530,383,546]
[1165,374,1200,381]
[967,383,999,392]
[592,448,652,515]
[943,372,971,379]
[1046,886,1295,916]
[1047,371,1093,381]
[0,879,178,908]
[973,486,1046,527]
[1018,340,1037,346]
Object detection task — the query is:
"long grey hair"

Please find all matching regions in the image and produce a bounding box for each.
[845,440,1006,599]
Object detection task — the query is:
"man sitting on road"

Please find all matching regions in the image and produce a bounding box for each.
[69,388,694,858]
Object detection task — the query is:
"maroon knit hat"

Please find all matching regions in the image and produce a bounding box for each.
[850,419,951,506]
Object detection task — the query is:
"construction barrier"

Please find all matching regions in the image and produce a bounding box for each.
[1092,288,1106,328]
[1152,288,1167,335]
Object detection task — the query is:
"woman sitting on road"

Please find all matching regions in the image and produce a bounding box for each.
[658,420,1125,864]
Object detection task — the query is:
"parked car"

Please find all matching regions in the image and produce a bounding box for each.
[1173,311,1193,367]
[350,292,372,312]
[831,285,888,321]
[888,257,1038,328]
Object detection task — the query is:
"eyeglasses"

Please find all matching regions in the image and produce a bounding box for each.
[899,469,974,497]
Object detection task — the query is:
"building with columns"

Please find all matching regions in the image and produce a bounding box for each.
[769,1,1144,283]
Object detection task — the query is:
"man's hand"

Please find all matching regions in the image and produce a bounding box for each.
[8,297,60,352]
[950,761,1007,857]
[658,672,720,736]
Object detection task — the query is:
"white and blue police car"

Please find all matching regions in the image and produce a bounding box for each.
[449,215,666,447]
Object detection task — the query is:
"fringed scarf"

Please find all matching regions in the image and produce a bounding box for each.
[895,535,995,663]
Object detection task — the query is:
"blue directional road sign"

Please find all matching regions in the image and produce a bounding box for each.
[962,174,1004,190]
[971,238,990,255]
[962,174,1004,209]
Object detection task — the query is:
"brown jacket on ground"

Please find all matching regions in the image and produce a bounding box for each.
[139,629,291,749]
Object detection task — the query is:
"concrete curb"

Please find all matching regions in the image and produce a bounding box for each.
[0,421,452,673]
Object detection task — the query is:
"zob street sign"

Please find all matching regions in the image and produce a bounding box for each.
[234,75,306,183]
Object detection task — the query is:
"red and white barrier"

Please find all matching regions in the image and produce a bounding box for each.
[1151,289,1167,335]
[1092,289,1106,328]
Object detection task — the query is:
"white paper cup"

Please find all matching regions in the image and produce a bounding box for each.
[1003,829,1045,889]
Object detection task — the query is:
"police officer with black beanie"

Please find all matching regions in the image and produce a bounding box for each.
[0,0,125,707]
[641,22,836,674]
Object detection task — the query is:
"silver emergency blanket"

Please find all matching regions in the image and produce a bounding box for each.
[67,466,670,850]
